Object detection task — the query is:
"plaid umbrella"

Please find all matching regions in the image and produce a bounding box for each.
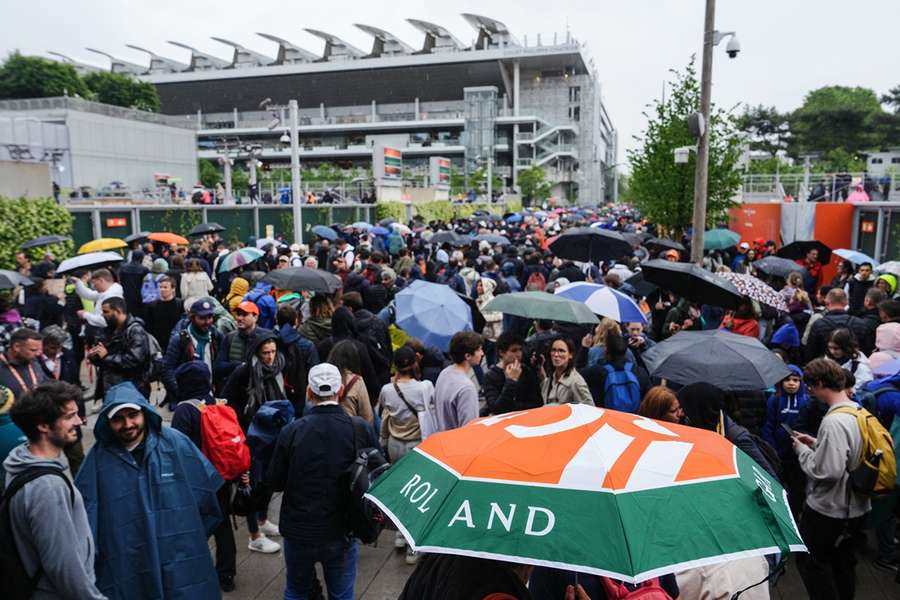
[716,271,788,311]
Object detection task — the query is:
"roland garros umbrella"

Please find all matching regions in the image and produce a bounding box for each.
[56,251,124,275]
[640,259,743,309]
[366,403,805,584]
[548,227,633,263]
[261,267,342,294]
[642,329,792,390]
[0,270,33,289]
[481,291,599,324]
[20,234,70,250]
[715,271,788,312]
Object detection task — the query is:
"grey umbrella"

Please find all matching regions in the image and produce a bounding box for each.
[20,235,71,250]
[641,329,792,390]
[0,269,33,289]
[752,256,808,279]
[261,267,342,294]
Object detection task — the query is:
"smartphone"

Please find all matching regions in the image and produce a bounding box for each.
[780,423,794,436]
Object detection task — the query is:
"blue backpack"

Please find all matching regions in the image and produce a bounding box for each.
[243,286,276,329]
[141,273,165,304]
[602,361,640,413]
[246,400,295,464]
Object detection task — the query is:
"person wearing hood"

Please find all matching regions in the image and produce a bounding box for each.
[875,272,898,298]
[225,276,250,317]
[274,304,320,401]
[243,281,277,330]
[318,306,381,404]
[4,380,106,600]
[74,382,222,600]
[118,251,149,318]
[87,297,150,400]
[844,262,875,315]
[762,365,810,516]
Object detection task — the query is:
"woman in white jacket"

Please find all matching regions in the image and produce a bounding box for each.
[179,258,213,301]
[475,277,503,343]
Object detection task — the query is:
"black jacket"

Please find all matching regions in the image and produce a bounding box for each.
[118,261,149,316]
[856,308,880,356]
[846,277,874,315]
[482,364,543,415]
[214,326,273,383]
[805,309,868,362]
[161,322,224,401]
[265,404,378,543]
[92,316,150,397]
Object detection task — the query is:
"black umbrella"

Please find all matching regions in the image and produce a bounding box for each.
[645,238,686,252]
[429,231,470,246]
[188,222,226,237]
[124,231,151,244]
[776,240,832,264]
[752,256,808,279]
[621,232,642,247]
[473,234,511,246]
[640,259,743,309]
[20,234,70,250]
[642,329,792,390]
[623,271,658,298]
[548,227,633,263]
[0,269,33,289]
[261,267,342,294]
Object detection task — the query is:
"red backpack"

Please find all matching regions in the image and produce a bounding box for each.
[526,271,547,291]
[600,577,672,600]
[185,400,251,481]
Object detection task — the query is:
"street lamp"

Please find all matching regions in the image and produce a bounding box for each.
[260,98,302,243]
[689,0,739,263]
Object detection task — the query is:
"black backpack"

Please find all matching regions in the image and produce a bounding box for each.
[343,418,389,544]
[0,467,75,600]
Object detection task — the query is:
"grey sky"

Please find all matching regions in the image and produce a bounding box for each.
[4,0,897,166]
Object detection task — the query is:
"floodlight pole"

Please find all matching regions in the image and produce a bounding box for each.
[690,0,716,264]
[289,99,303,244]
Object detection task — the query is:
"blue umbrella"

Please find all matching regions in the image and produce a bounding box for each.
[505,214,523,223]
[351,221,371,230]
[395,280,472,351]
[311,225,336,241]
[834,248,879,267]
[371,226,390,235]
[554,281,647,324]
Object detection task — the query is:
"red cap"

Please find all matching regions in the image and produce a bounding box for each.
[236,301,259,315]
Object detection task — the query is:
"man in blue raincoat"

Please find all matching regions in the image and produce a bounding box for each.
[75,382,224,600]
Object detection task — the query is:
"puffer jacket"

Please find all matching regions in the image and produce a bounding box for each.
[91,316,150,398]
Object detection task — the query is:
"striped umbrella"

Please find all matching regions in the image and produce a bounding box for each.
[554,282,647,324]
[217,247,265,273]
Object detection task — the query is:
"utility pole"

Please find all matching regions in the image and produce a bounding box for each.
[222,155,233,204]
[289,99,302,244]
[689,0,716,264]
[486,156,493,202]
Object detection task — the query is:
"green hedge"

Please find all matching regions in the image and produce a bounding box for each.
[0,197,73,269]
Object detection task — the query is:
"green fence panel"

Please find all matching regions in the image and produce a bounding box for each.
[258,208,293,241]
[331,206,359,226]
[299,207,332,244]
[71,212,94,248]
[137,207,202,237]
[98,211,132,239]
[206,207,254,245]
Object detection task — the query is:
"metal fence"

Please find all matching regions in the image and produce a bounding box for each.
[740,172,898,202]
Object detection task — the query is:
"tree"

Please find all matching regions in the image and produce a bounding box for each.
[736,105,790,158]
[449,167,466,196]
[230,165,249,195]
[627,57,743,232]
[82,71,160,112]
[788,86,886,156]
[882,85,900,113]
[468,166,502,197]
[518,165,552,206]
[198,159,221,188]
[0,52,90,100]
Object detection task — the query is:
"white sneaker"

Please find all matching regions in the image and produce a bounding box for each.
[248,536,281,554]
[394,532,407,549]
[405,547,419,565]
[258,520,280,537]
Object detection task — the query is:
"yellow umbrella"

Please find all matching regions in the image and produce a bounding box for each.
[78,238,127,254]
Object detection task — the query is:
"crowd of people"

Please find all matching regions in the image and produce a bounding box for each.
[1,204,899,600]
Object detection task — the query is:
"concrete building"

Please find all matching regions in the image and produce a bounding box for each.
[0,96,197,196]
[59,14,617,204]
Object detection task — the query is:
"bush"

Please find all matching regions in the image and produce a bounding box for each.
[0,197,73,268]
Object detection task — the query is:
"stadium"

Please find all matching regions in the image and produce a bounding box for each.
[58,14,618,204]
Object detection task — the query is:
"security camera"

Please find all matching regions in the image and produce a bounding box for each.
[725,36,741,58]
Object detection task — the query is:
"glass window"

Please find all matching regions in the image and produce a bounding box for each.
[856,211,879,259]
[871,158,883,164]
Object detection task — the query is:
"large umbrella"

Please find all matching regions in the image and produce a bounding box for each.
[124,231,150,244]
[715,271,788,311]
[217,248,265,273]
[473,234,511,246]
[554,282,647,324]
[262,267,342,294]
[834,248,878,267]
[429,231,470,246]
[148,232,190,246]
[645,238,685,252]
[395,280,472,351]
[481,291,599,324]
[56,251,124,275]
[642,329,792,390]
[878,261,900,277]
[640,260,743,309]
[777,240,832,264]
[311,225,337,241]
[78,238,126,254]
[20,234,70,250]
[702,229,741,251]
[752,256,807,279]
[623,272,658,298]
[366,403,804,584]
[350,221,371,230]
[188,222,225,237]
[0,270,33,289]
[548,227,633,263]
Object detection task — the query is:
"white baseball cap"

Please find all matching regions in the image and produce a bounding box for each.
[739,242,750,250]
[308,363,343,397]
[107,403,142,418]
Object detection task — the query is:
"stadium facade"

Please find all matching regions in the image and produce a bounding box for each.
[61,14,617,204]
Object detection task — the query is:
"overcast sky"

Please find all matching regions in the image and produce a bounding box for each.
[5,0,897,166]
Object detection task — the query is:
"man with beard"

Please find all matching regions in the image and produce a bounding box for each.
[161,299,223,406]
[86,297,150,400]
[4,380,106,599]
[74,382,223,600]
[0,328,46,402]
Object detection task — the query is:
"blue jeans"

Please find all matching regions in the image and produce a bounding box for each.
[283,537,358,600]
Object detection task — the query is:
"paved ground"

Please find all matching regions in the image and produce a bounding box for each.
[80,389,898,599]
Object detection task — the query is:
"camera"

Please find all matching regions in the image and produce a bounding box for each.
[725,36,741,59]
